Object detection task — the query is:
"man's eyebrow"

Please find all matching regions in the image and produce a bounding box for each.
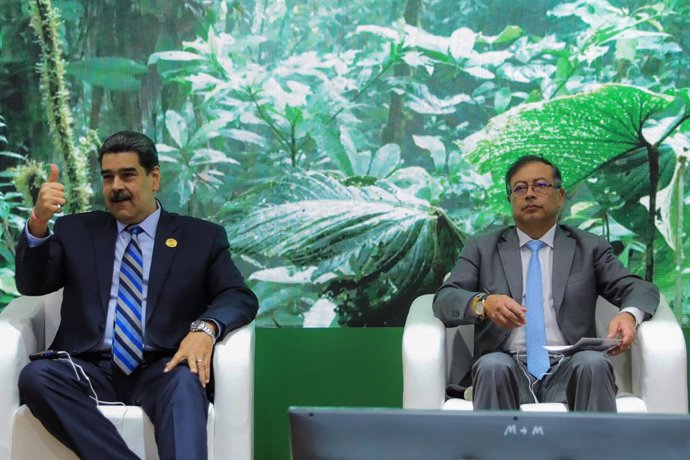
[512,177,549,184]
[100,167,138,175]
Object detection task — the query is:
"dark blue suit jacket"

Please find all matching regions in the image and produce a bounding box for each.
[15,209,258,354]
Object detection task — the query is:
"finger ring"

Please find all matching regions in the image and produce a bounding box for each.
[196,358,203,362]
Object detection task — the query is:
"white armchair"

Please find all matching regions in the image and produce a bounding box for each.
[402,293,687,413]
[0,290,255,460]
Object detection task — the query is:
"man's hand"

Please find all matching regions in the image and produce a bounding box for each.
[29,163,66,237]
[607,312,636,356]
[164,329,215,387]
[484,294,526,329]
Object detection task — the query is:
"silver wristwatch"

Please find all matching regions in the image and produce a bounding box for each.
[190,320,217,345]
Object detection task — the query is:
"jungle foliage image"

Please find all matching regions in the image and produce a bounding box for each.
[0,0,688,327]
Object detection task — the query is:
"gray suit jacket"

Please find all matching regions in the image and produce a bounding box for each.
[433,225,659,382]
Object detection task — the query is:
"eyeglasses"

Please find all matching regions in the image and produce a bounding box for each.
[509,180,561,197]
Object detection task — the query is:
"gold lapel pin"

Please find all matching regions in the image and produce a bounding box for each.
[165,238,177,248]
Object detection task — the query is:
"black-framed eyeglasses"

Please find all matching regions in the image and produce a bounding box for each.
[509,180,561,197]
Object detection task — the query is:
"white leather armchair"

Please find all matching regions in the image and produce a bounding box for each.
[403,293,687,413]
[0,289,255,460]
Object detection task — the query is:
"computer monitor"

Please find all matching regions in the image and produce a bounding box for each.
[289,407,690,460]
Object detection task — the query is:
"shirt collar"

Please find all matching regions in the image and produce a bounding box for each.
[116,202,162,239]
[516,223,556,249]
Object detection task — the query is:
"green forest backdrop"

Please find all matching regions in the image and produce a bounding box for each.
[1,0,689,329]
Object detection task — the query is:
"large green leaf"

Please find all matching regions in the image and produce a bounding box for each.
[67,57,148,92]
[462,84,684,211]
[226,171,465,326]
[641,152,685,252]
[584,145,675,236]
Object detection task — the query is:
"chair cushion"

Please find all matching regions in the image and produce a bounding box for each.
[615,393,647,413]
[441,395,646,413]
[442,399,568,412]
[442,398,473,410]
[520,403,568,412]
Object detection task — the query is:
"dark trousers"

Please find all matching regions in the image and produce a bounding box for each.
[18,352,209,460]
[472,350,618,411]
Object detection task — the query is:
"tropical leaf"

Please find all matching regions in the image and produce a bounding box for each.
[67,57,148,92]
[307,118,354,175]
[225,171,465,326]
[640,134,689,252]
[480,25,524,45]
[367,143,401,178]
[462,83,690,282]
[462,84,685,211]
[388,166,444,203]
[413,135,446,172]
[585,145,675,236]
[147,51,205,64]
[0,267,19,297]
[164,110,189,149]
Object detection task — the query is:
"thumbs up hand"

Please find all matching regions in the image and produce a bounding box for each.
[29,163,66,234]
[47,163,59,183]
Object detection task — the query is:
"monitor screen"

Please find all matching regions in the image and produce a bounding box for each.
[289,407,690,460]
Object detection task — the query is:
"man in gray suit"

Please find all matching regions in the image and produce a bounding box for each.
[433,155,659,411]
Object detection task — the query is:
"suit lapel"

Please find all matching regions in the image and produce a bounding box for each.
[497,228,523,302]
[146,210,179,322]
[552,225,575,312]
[93,215,117,314]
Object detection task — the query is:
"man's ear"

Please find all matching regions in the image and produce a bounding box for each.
[151,166,161,192]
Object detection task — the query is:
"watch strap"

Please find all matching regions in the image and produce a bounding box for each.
[190,320,217,345]
[472,292,489,319]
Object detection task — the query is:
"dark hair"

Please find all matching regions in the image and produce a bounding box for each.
[505,155,562,195]
[98,131,159,173]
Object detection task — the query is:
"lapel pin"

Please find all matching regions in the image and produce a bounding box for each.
[165,238,177,248]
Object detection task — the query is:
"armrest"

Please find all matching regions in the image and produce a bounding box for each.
[402,294,446,409]
[0,295,48,458]
[212,320,255,460]
[632,295,688,413]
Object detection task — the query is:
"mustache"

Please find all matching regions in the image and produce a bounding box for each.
[109,190,132,202]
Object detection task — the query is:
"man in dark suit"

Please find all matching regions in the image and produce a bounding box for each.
[15,131,259,459]
[433,155,658,411]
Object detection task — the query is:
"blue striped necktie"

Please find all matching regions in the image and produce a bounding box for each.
[525,239,550,379]
[113,226,145,374]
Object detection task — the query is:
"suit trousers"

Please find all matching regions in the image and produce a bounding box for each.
[18,352,209,460]
[472,350,617,411]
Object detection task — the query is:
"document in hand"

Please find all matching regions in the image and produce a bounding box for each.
[544,337,621,355]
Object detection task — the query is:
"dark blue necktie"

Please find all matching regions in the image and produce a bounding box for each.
[113,226,144,374]
[525,239,550,379]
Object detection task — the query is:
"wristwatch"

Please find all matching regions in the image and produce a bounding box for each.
[190,320,217,345]
[472,293,489,320]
